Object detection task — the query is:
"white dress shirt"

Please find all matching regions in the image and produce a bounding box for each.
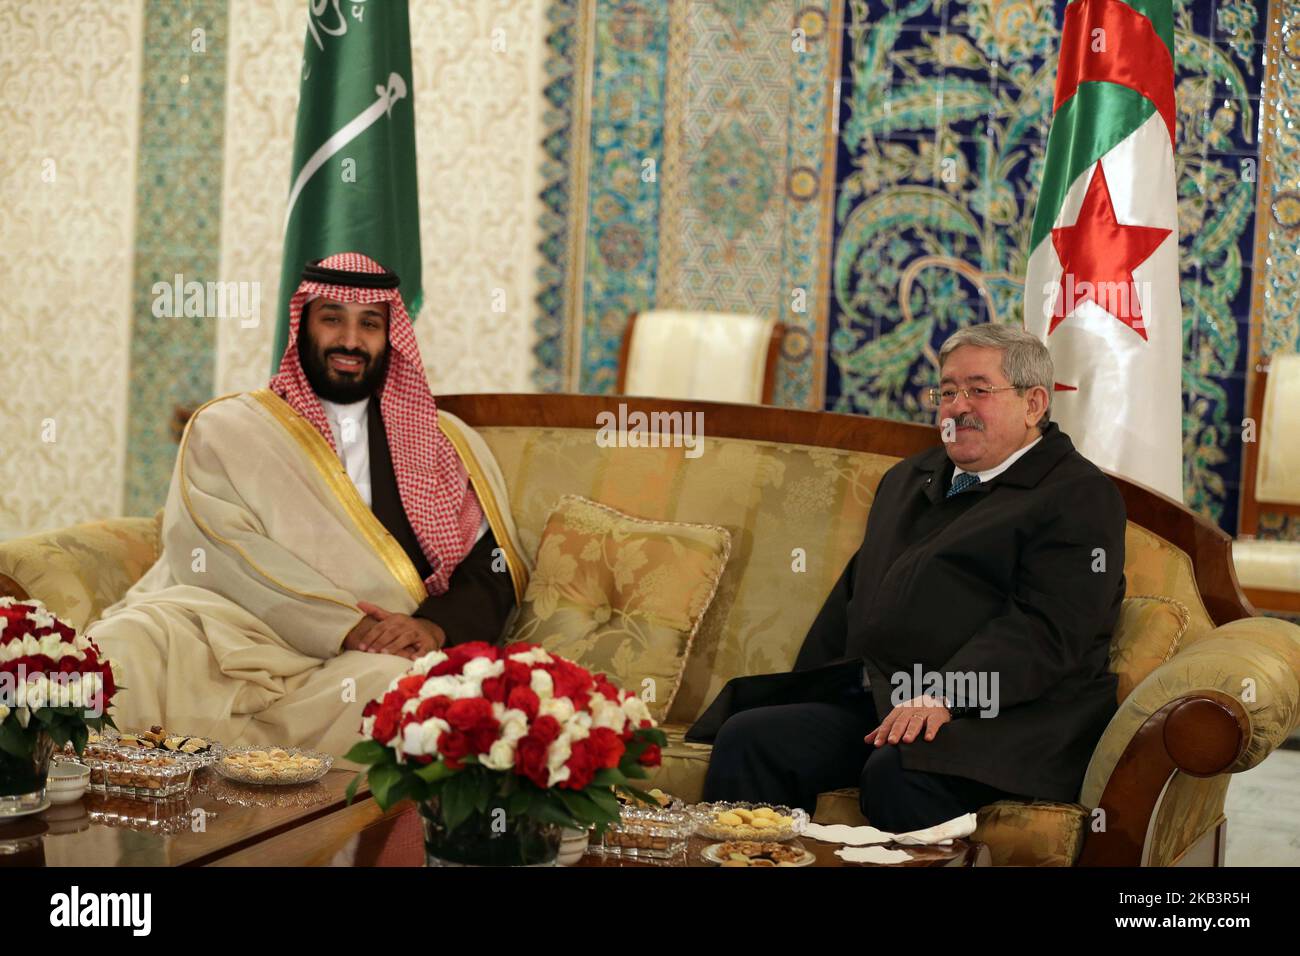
[951,435,1043,488]
[320,397,373,506]
[320,395,490,543]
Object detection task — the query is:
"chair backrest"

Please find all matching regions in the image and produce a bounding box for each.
[1239,353,1300,535]
[617,310,784,404]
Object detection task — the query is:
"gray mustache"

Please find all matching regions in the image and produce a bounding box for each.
[954,414,984,431]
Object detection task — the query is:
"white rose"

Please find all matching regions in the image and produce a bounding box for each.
[401,717,449,756]
[402,697,420,715]
[546,735,572,776]
[420,675,462,699]
[507,647,553,666]
[591,698,628,734]
[563,710,592,742]
[498,708,529,744]
[16,706,31,728]
[539,695,574,723]
[621,695,653,725]
[24,676,49,710]
[26,608,56,630]
[0,704,9,722]
[412,649,448,675]
[462,657,504,681]
[546,764,571,788]
[530,669,554,699]
[452,678,485,700]
[360,714,376,739]
[480,739,517,771]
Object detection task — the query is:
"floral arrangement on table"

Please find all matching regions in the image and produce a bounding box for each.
[345,641,666,865]
[0,597,120,805]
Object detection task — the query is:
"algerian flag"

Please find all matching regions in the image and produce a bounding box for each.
[272,1,421,371]
[1023,0,1182,499]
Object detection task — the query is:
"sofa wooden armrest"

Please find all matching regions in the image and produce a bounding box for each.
[1079,617,1300,866]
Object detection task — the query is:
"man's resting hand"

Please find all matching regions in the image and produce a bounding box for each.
[344,602,447,660]
[865,695,952,747]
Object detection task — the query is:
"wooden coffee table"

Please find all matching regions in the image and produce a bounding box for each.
[0,769,988,867]
[578,833,989,867]
[0,769,369,867]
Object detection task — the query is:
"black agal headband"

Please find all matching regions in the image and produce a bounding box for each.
[301,258,401,290]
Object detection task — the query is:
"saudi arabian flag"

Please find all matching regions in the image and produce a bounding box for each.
[272,0,421,371]
[1023,0,1183,499]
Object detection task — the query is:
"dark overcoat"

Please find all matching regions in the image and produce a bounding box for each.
[687,422,1126,801]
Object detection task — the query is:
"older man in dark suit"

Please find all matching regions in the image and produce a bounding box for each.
[691,324,1126,832]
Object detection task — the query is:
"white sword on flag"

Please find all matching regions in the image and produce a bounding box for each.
[282,72,409,234]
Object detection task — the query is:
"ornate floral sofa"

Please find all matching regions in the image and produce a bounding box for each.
[3,394,1298,867]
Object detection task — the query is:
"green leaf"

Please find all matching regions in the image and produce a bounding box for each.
[0,720,31,759]
[414,761,454,784]
[472,769,494,813]
[344,773,362,806]
[342,739,389,766]
[367,763,401,810]
[531,795,581,829]
[46,722,71,750]
[586,786,621,818]
[506,787,536,817]
[440,771,476,832]
[591,768,628,787]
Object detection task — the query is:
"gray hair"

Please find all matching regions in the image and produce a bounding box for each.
[937,324,1054,425]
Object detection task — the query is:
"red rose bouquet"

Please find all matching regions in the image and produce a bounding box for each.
[0,597,121,805]
[344,642,665,856]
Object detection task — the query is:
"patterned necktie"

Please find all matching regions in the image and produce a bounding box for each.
[947,472,981,498]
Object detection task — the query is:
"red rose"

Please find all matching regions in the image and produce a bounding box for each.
[637,743,661,768]
[502,660,533,691]
[531,715,562,746]
[439,730,471,769]
[396,674,425,698]
[587,727,624,769]
[445,697,495,731]
[480,676,507,704]
[593,678,621,702]
[100,662,117,702]
[506,686,540,721]
[514,736,550,788]
[0,605,33,643]
[562,739,597,791]
[446,698,500,755]
[415,695,452,722]
[372,698,403,743]
[545,660,592,700]
[429,642,499,677]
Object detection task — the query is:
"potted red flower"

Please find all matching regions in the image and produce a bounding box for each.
[344,641,665,866]
[0,598,120,815]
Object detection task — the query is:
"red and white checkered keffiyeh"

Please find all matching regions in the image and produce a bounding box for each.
[269,251,482,597]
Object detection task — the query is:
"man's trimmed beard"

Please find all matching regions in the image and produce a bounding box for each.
[299,321,389,403]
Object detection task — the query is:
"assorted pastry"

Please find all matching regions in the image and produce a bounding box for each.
[85,751,195,798]
[615,787,676,809]
[697,803,799,841]
[714,840,810,867]
[116,725,214,755]
[218,748,329,783]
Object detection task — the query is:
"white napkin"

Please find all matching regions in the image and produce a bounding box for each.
[802,812,976,847]
[835,845,914,865]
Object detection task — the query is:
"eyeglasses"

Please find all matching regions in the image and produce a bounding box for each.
[925,385,1025,407]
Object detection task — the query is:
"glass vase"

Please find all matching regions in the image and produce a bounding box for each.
[0,730,55,817]
[418,797,562,867]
